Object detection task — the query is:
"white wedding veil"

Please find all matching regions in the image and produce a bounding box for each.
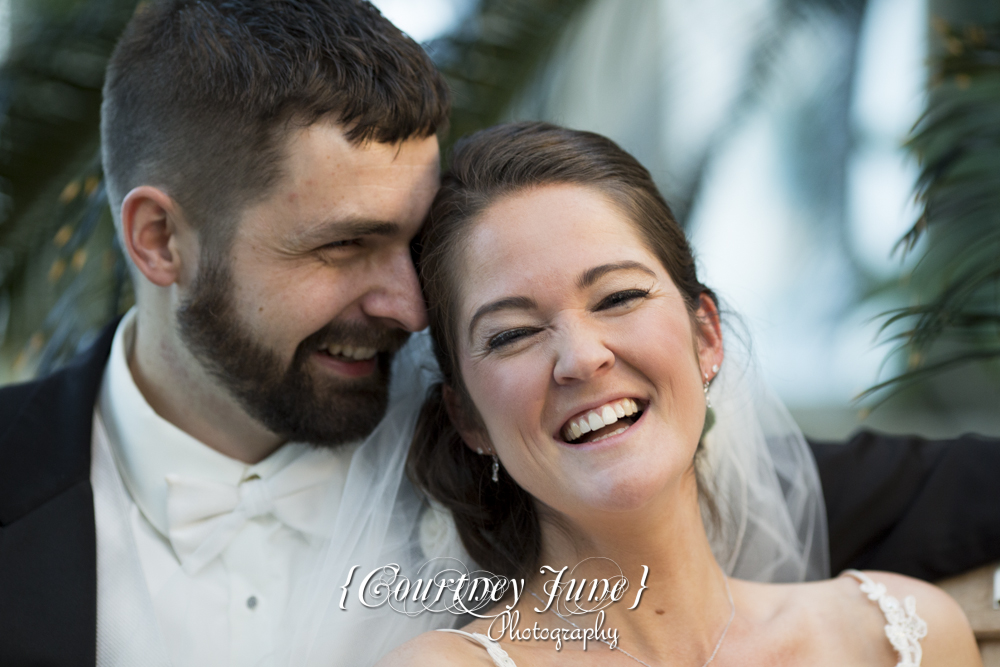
[700,318,829,582]
[274,331,467,666]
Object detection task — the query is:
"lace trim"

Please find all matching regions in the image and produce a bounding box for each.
[437,629,517,667]
[843,570,928,667]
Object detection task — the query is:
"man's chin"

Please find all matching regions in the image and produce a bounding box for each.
[287,387,389,447]
[268,359,393,447]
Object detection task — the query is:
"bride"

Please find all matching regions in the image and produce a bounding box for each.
[377,122,980,666]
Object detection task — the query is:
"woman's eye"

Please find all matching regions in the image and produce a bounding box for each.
[596,288,650,310]
[487,328,536,350]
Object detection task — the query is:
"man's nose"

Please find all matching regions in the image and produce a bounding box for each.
[359,247,428,332]
[552,320,615,384]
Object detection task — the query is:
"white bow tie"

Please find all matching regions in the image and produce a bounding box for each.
[165,451,339,574]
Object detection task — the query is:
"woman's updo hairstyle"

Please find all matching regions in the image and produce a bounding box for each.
[409,121,716,581]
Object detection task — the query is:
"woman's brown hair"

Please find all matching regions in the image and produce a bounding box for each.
[409,121,716,581]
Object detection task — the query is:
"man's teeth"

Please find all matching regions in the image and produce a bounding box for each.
[562,399,640,442]
[326,344,377,361]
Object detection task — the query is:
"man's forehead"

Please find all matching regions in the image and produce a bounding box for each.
[284,121,440,184]
[239,121,439,239]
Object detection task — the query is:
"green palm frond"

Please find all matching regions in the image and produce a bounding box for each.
[0,0,139,383]
[860,19,1000,405]
[427,0,593,155]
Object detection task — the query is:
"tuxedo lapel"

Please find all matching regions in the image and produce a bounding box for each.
[0,321,119,666]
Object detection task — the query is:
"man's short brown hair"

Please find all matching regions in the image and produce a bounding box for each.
[101,0,450,248]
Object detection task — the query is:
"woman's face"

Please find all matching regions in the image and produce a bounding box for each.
[453,184,723,520]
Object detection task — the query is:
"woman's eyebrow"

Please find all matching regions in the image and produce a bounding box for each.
[468,296,537,341]
[578,261,657,288]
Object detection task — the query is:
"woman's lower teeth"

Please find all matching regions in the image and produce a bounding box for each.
[586,424,629,443]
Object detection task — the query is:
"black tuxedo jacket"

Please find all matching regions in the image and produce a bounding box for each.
[2,322,999,665]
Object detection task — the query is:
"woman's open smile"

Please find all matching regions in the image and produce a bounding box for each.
[557,396,646,445]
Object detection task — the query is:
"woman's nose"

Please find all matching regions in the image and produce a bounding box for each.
[552,322,615,384]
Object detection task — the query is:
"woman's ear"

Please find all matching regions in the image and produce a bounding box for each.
[442,384,493,455]
[695,293,724,379]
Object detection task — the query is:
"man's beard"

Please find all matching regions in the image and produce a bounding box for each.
[176,259,410,447]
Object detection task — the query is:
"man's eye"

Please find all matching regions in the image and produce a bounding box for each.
[487,328,536,350]
[596,289,650,310]
[321,239,360,250]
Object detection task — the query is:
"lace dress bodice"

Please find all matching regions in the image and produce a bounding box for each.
[437,572,928,667]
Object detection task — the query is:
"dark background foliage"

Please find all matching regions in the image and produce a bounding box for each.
[0,0,137,379]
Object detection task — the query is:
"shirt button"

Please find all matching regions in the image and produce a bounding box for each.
[247,596,258,610]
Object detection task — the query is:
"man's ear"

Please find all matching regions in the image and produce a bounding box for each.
[695,293,724,378]
[120,185,192,287]
[442,384,493,455]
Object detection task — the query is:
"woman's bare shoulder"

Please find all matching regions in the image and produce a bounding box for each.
[375,629,498,667]
[735,573,980,666]
[833,570,982,667]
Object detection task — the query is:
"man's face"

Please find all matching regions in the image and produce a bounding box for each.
[177,122,439,446]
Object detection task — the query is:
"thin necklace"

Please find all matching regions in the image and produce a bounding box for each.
[528,573,735,667]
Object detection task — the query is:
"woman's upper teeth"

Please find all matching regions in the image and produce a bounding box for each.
[562,398,639,442]
[326,344,377,360]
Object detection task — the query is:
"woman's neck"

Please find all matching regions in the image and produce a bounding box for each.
[519,479,735,663]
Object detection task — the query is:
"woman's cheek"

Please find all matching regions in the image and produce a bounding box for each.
[472,354,548,440]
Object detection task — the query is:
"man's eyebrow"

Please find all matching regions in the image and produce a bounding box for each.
[468,296,537,341]
[578,261,657,288]
[294,218,401,246]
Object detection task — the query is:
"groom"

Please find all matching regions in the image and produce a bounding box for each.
[0,0,998,665]
[0,1,448,665]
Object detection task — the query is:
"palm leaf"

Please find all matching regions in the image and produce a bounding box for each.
[0,0,139,383]
[861,19,1000,406]
[427,0,594,156]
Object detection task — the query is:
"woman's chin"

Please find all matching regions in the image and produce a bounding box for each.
[566,468,678,515]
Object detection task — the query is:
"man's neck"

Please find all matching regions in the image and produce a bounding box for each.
[129,310,284,464]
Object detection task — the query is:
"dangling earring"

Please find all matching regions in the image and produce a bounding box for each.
[703,372,713,409]
[491,454,500,483]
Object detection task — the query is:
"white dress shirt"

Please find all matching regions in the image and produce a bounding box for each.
[93,310,356,666]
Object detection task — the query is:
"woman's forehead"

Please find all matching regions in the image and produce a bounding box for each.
[456,185,663,308]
